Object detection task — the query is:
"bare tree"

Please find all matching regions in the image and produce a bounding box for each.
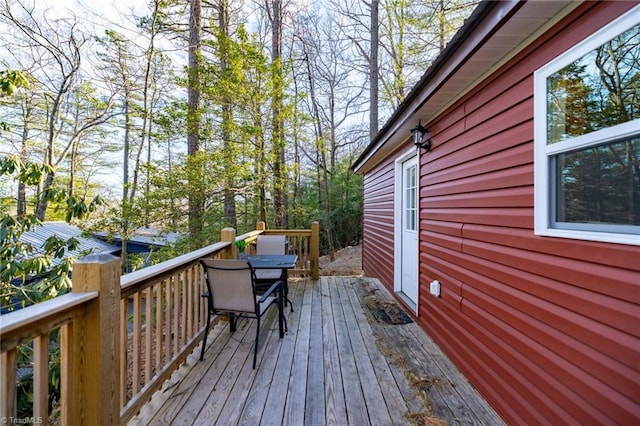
[294,10,368,258]
[1,1,124,221]
[1,2,77,219]
[332,0,478,120]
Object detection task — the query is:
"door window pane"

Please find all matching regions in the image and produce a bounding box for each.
[405,165,417,231]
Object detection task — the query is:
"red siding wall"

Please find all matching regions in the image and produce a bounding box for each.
[362,157,396,285]
[362,2,640,423]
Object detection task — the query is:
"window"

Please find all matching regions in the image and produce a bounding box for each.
[534,6,640,245]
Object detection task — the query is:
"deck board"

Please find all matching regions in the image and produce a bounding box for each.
[282,278,312,426]
[305,281,325,425]
[320,277,347,426]
[130,276,504,426]
[341,278,402,425]
[329,277,369,426]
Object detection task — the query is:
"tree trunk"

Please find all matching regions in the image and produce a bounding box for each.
[256,117,268,224]
[17,104,31,218]
[35,171,54,220]
[369,0,379,139]
[130,0,159,215]
[145,106,152,228]
[123,98,130,204]
[68,139,78,198]
[187,0,201,157]
[121,217,129,274]
[219,0,237,228]
[302,47,335,261]
[121,97,131,273]
[439,0,446,51]
[291,75,302,227]
[35,87,62,221]
[187,0,204,239]
[17,181,26,219]
[270,0,288,228]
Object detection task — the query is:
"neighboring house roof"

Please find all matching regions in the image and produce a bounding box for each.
[19,222,120,268]
[352,0,578,174]
[129,227,182,246]
[93,228,182,250]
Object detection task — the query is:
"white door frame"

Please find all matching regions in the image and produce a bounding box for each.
[394,149,419,315]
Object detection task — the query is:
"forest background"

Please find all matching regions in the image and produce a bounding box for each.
[0,0,477,301]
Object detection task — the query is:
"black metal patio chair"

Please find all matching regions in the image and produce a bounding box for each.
[199,258,283,369]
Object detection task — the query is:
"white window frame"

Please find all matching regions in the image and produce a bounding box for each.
[533,5,640,246]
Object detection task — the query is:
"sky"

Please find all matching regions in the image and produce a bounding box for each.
[44,0,155,45]
[49,0,150,22]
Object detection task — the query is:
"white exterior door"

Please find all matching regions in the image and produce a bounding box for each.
[396,155,419,310]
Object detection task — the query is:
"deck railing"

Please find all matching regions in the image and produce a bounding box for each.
[241,221,320,280]
[0,222,319,425]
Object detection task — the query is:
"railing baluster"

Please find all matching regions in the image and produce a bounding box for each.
[132,292,142,394]
[155,281,163,371]
[301,236,308,270]
[33,333,49,422]
[187,266,194,340]
[198,268,205,330]
[181,272,187,348]
[145,286,153,386]
[60,322,72,425]
[173,274,179,356]
[120,298,127,407]
[164,277,171,363]
[0,348,17,420]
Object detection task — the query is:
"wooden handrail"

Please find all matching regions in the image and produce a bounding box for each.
[121,241,231,296]
[0,292,98,350]
[0,223,319,424]
[0,291,98,424]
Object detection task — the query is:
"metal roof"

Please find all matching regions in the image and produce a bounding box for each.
[19,222,120,267]
[93,227,182,248]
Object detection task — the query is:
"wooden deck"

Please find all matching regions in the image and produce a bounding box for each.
[130,276,503,425]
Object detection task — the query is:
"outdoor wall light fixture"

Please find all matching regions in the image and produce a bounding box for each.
[411,121,431,153]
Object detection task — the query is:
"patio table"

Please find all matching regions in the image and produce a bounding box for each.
[247,254,297,337]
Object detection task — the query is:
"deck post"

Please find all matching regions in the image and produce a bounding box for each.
[221,227,237,259]
[256,221,266,231]
[69,254,121,425]
[311,221,320,281]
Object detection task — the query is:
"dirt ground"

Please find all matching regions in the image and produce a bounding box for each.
[318,244,363,276]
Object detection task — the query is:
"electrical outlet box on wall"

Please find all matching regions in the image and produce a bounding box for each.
[430,280,440,297]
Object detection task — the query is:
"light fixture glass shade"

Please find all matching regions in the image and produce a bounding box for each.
[412,126,423,146]
[411,122,429,151]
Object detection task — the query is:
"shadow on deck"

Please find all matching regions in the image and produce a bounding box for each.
[129,276,503,425]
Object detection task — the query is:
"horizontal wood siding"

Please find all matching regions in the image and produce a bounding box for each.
[362,158,396,288]
[361,1,640,424]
